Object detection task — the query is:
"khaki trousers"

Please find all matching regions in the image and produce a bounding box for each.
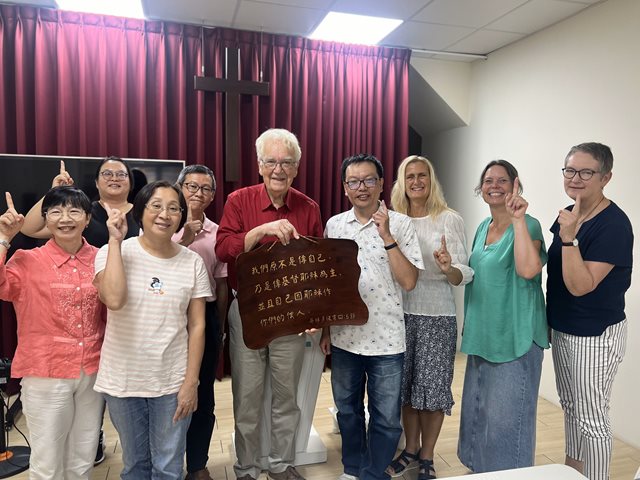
[229,299,305,479]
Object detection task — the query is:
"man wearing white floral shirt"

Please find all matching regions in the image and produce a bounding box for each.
[320,154,424,480]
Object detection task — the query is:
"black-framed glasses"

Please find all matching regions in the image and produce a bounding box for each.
[45,208,86,221]
[183,182,214,195]
[344,177,379,190]
[145,203,183,216]
[100,170,129,180]
[260,160,298,171]
[562,167,600,181]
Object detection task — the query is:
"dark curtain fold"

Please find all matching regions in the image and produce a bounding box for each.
[0,4,410,365]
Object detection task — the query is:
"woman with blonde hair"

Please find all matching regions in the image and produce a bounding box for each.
[385,155,473,480]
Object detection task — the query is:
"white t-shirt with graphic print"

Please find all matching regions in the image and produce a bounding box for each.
[94,237,211,397]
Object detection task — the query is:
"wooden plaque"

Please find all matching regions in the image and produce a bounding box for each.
[236,237,368,349]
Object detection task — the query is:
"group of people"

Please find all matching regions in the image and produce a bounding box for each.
[0,131,632,480]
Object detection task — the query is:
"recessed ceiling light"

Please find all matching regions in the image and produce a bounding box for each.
[310,12,402,46]
[56,0,145,19]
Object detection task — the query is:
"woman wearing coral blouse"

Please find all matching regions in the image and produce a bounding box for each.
[0,187,105,480]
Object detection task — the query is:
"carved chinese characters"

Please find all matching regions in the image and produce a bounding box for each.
[236,237,368,349]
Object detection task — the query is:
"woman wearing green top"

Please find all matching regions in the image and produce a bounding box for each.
[457,160,549,473]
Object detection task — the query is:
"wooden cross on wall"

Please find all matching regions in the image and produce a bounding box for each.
[194,47,270,181]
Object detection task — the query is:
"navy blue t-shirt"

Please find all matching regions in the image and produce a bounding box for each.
[547,201,633,336]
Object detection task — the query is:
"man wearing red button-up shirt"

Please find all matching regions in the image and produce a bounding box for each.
[216,129,322,480]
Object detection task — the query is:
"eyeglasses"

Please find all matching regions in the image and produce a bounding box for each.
[145,203,183,216]
[562,168,600,181]
[182,182,214,195]
[344,178,379,190]
[100,170,129,180]
[260,160,298,171]
[45,208,86,221]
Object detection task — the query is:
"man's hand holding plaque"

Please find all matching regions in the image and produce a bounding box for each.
[236,237,368,349]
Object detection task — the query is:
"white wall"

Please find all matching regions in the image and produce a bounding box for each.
[423,0,640,448]
[410,56,472,124]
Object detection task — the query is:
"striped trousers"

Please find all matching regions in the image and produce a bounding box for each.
[552,320,627,480]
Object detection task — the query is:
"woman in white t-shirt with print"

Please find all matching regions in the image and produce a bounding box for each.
[94,180,210,479]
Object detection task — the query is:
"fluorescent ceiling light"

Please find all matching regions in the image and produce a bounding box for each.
[310,12,402,46]
[56,0,145,19]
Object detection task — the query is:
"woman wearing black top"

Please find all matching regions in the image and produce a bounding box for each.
[546,142,633,480]
[22,156,140,246]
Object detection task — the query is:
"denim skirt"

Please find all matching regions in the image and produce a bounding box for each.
[457,343,543,473]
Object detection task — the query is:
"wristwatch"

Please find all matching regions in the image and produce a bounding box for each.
[0,239,10,250]
[561,238,579,247]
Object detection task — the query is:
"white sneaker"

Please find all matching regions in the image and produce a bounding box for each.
[337,474,358,480]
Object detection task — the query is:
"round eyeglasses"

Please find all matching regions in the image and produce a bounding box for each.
[344,178,379,190]
[260,160,298,171]
[183,182,214,195]
[562,167,600,181]
[45,208,86,221]
[145,203,183,216]
[100,170,129,180]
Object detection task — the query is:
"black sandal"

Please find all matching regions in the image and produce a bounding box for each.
[385,449,419,477]
[418,458,436,480]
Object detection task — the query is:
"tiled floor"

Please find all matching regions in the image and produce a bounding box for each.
[5,353,640,479]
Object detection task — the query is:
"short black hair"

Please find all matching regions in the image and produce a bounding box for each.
[41,186,92,217]
[341,154,384,182]
[95,156,134,193]
[176,164,216,191]
[474,159,523,196]
[132,180,187,231]
[565,142,613,176]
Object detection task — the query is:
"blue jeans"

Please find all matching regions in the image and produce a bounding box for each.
[104,393,191,479]
[457,343,543,473]
[331,346,403,480]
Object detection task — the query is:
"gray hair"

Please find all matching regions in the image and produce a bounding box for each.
[255,128,302,163]
[176,164,216,191]
[565,142,613,176]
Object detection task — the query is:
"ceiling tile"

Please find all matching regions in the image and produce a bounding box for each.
[143,0,238,26]
[382,21,475,50]
[250,0,333,8]
[446,28,525,54]
[234,1,323,36]
[330,0,433,20]
[412,0,528,28]
[487,0,588,34]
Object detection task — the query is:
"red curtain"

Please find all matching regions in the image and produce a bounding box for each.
[0,4,410,363]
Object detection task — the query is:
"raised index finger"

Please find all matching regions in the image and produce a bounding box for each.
[60,160,66,174]
[441,234,448,251]
[5,192,15,211]
[513,177,520,195]
[573,194,582,216]
[187,203,193,221]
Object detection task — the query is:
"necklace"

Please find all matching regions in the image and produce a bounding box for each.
[577,195,605,225]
